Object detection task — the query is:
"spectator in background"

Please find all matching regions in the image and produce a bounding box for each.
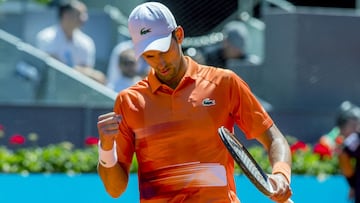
[202,20,260,69]
[106,41,142,92]
[106,40,149,92]
[337,103,360,203]
[186,22,272,111]
[317,101,360,155]
[315,101,360,202]
[36,0,106,84]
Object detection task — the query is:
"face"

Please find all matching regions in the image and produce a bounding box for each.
[339,118,360,137]
[65,2,88,28]
[119,49,138,78]
[142,27,186,88]
[223,39,243,59]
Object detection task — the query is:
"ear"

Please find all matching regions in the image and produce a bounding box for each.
[174,26,184,44]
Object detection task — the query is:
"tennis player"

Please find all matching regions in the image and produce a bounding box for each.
[97,2,292,202]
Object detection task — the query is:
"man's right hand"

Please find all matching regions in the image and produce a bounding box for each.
[97,112,121,150]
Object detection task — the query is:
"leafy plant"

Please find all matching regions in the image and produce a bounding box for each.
[0,123,341,175]
[0,142,340,176]
[0,142,98,174]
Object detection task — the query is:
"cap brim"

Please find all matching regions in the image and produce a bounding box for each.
[134,33,172,59]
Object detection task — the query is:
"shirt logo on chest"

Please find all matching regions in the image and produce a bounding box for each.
[202,98,216,106]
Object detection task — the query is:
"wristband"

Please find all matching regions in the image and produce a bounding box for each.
[272,162,291,184]
[98,141,118,168]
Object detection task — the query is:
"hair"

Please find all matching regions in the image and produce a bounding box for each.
[57,0,80,19]
[171,28,178,41]
[335,101,360,128]
[118,48,136,66]
[222,21,248,51]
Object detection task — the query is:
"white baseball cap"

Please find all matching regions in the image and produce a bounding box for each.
[128,2,177,59]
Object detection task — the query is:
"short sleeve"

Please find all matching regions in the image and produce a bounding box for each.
[228,71,273,139]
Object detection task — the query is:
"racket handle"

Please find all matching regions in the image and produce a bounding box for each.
[287,199,294,203]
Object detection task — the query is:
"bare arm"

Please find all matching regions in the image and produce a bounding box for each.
[98,162,129,198]
[256,124,292,168]
[256,124,292,202]
[97,112,130,198]
[75,66,107,84]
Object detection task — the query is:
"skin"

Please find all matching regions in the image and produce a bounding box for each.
[142,27,187,89]
[339,119,360,139]
[97,26,292,202]
[257,124,293,202]
[118,48,139,78]
[61,1,88,40]
[223,38,244,59]
[98,112,128,197]
[55,1,106,84]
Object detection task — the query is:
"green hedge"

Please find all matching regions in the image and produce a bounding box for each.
[0,142,340,176]
[0,142,97,174]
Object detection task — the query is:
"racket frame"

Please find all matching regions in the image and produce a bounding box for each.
[218,126,274,196]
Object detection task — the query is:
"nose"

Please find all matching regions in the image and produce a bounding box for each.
[157,55,166,69]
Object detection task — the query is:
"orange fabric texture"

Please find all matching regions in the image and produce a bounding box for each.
[113,57,273,202]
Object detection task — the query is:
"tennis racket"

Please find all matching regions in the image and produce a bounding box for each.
[218,126,293,203]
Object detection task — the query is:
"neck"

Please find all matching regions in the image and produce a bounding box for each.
[61,23,74,40]
[166,56,188,89]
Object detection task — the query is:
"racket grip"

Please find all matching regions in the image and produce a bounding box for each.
[287,199,294,203]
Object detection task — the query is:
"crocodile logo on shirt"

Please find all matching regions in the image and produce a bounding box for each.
[202,98,216,106]
[140,28,151,35]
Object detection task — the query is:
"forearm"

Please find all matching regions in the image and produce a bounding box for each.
[269,135,292,183]
[261,125,292,165]
[97,112,130,197]
[98,163,129,198]
[268,134,292,166]
[259,124,292,182]
[258,125,293,202]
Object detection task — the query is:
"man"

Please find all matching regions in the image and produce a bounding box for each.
[202,20,260,69]
[97,2,292,202]
[36,0,106,84]
[106,41,142,92]
[337,104,360,203]
[317,101,359,154]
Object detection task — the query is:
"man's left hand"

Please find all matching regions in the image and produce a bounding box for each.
[268,173,292,203]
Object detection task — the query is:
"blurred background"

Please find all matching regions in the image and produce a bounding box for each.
[0,0,360,148]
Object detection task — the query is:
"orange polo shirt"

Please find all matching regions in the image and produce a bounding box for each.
[114,56,273,202]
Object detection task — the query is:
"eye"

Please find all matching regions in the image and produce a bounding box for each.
[142,54,153,59]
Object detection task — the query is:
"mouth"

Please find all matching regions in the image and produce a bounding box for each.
[159,68,170,76]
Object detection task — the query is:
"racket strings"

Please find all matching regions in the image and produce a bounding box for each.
[221,129,272,195]
[230,139,268,187]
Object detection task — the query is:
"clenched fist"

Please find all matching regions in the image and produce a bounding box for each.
[97,112,121,150]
